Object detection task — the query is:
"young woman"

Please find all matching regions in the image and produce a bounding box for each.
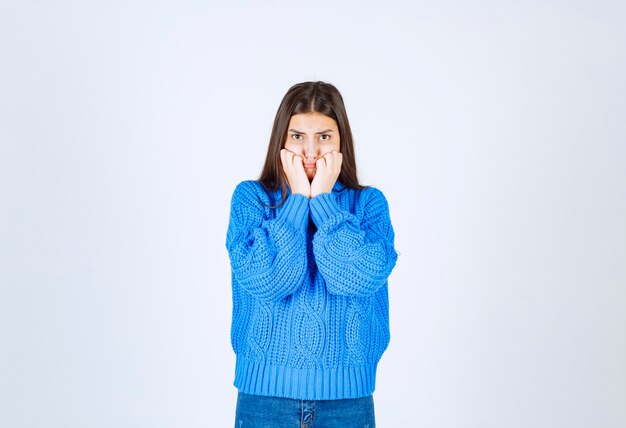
[226,81,398,427]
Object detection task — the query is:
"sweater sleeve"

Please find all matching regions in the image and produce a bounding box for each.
[226,181,310,302]
[310,187,398,297]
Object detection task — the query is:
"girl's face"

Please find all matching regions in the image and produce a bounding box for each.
[284,112,341,181]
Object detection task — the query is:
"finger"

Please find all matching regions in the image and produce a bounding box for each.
[323,151,337,168]
[334,152,343,169]
[326,151,337,161]
[280,150,296,174]
[323,152,340,175]
[286,151,296,165]
[293,154,304,170]
[316,156,327,169]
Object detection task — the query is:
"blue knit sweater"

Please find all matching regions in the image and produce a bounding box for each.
[225,179,398,400]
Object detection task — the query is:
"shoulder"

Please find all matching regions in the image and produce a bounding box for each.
[232,179,261,195]
[355,185,390,206]
[230,180,274,207]
[353,186,393,221]
[231,179,271,196]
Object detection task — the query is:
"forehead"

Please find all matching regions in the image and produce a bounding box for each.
[288,112,338,131]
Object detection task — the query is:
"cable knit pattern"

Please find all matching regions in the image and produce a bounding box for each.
[226,179,398,400]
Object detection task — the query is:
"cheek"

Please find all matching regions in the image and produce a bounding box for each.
[324,142,340,154]
[284,141,301,153]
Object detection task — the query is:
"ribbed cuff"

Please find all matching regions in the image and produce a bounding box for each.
[309,192,342,227]
[234,357,377,400]
[277,193,310,232]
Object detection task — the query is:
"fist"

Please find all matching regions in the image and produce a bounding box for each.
[280,149,311,197]
[310,150,342,198]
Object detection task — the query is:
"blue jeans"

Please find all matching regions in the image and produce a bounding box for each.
[234,391,376,428]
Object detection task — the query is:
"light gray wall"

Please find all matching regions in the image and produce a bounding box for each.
[1,1,624,427]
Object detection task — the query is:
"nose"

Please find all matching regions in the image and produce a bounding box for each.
[304,139,318,160]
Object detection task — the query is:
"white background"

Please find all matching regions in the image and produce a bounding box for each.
[1,1,625,427]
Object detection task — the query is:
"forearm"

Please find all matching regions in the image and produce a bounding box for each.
[310,191,398,297]
[227,186,310,301]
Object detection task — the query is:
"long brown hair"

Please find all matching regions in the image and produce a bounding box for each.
[259,81,367,207]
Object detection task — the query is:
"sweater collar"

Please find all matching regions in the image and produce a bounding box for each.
[285,180,345,195]
[332,180,345,191]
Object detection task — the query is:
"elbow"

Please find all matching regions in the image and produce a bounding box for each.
[320,245,398,297]
[233,257,307,302]
[325,276,387,297]
[324,260,396,297]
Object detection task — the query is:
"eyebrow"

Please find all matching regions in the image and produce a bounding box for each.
[288,129,334,134]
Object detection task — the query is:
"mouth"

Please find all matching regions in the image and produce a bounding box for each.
[303,163,316,169]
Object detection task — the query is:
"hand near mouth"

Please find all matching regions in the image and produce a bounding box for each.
[280,149,311,197]
[310,150,342,198]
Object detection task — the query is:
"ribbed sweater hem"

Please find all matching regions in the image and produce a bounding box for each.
[277,193,310,232]
[234,357,378,400]
[309,192,341,227]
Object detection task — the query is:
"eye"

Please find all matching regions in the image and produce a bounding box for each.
[290,133,302,141]
[320,134,330,141]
